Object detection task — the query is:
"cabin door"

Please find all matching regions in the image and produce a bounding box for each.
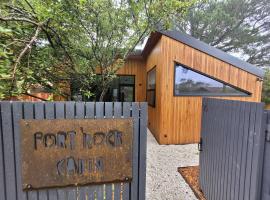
[119,84,135,102]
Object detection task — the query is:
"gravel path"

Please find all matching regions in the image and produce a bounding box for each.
[146,130,199,200]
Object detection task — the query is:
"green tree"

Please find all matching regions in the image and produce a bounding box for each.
[262,69,270,104]
[174,0,270,102]
[0,0,195,101]
[175,0,270,67]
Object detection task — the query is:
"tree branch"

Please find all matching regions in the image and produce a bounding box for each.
[210,19,244,47]
[23,0,37,15]
[0,16,39,26]
[22,92,48,101]
[12,25,42,80]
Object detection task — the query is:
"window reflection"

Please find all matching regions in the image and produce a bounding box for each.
[147,67,156,107]
[174,63,250,96]
[105,75,135,102]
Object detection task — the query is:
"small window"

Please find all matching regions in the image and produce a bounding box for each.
[119,75,135,85]
[147,67,156,107]
[174,63,251,96]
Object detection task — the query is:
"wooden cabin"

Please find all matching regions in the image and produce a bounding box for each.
[101,30,265,144]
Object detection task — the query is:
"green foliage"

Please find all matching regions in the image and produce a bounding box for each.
[0,26,14,98]
[263,69,270,104]
[176,0,270,67]
[175,0,270,103]
[0,0,195,101]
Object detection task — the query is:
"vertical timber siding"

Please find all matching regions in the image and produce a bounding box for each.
[145,39,163,143]
[155,35,262,144]
[99,33,262,145]
[0,101,147,200]
[117,60,146,102]
[95,59,146,102]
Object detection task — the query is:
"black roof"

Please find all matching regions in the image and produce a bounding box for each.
[126,49,143,60]
[142,30,264,78]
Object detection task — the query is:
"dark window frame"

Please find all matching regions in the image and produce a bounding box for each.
[111,74,136,102]
[119,83,135,102]
[147,66,156,107]
[118,74,136,85]
[72,74,136,102]
[173,62,252,97]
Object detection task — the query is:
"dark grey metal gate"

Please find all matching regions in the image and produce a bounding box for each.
[199,98,270,200]
[0,101,147,200]
[261,111,270,200]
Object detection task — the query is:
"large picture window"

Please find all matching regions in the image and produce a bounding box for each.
[174,63,251,96]
[147,67,156,107]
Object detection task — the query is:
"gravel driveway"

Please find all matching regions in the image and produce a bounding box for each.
[146,129,199,200]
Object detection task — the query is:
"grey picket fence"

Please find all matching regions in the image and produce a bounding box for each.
[199,98,270,200]
[261,110,270,200]
[0,101,147,200]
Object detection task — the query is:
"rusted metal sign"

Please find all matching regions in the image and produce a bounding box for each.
[20,118,133,190]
